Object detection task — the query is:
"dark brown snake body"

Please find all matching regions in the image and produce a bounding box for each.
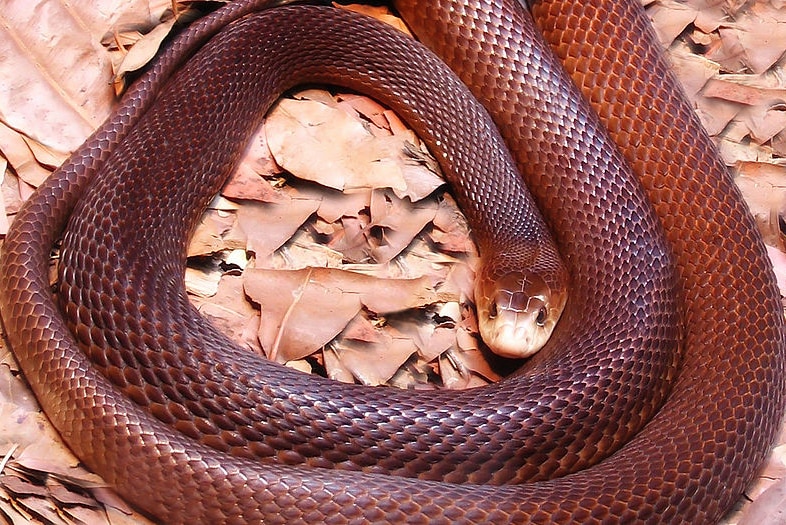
[0,0,784,523]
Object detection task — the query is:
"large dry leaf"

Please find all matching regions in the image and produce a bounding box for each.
[266,96,443,200]
[237,197,322,261]
[0,0,163,155]
[244,267,441,362]
[331,332,420,386]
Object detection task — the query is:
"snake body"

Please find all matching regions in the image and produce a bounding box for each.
[0,0,784,523]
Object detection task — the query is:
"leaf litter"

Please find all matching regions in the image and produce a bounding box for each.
[186,84,495,387]
[0,0,785,523]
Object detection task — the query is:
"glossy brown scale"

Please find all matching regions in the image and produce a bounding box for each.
[0,0,783,523]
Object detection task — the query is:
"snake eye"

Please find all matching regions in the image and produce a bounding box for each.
[488,302,498,319]
[536,306,547,327]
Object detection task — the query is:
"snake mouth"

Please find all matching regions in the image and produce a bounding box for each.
[475,271,567,359]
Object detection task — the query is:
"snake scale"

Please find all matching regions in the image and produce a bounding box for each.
[0,0,784,523]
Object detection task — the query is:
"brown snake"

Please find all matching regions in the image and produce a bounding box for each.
[0,0,784,523]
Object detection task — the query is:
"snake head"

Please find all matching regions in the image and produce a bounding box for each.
[475,271,567,359]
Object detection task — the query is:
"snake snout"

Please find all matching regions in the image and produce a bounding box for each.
[476,271,566,359]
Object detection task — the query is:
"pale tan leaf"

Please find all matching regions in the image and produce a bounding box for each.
[735,162,786,245]
[221,123,282,203]
[668,47,719,100]
[313,187,370,224]
[0,495,35,525]
[244,267,441,363]
[694,94,740,138]
[438,352,472,390]
[743,103,786,144]
[265,96,443,201]
[0,122,54,188]
[430,192,478,254]
[47,481,98,507]
[237,197,321,260]
[690,0,727,35]
[736,477,786,525]
[772,128,786,157]
[184,265,222,298]
[1,161,24,220]
[278,229,346,270]
[187,209,240,257]
[332,334,419,386]
[341,315,385,344]
[192,274,263,356]
[222,164,282,203]
[452,334,502,384]
[647,0,698,45]
[337,93,392,132]
[64,505,114,525]
[111,15,176,78]
[245,268,363,362]
[410,323,456,363]
[703,78,786,106]
[734,3,786,75]
[323,345,356,384]
[0,0,154,155]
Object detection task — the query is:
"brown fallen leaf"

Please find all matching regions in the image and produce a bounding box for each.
[647,0,698,45]
[735,161,786,246]
[736,477,786,525]
[237,197,322,261]
[265,96,443,200]
[731,2,786,75]
[244,267,441,362]
[192,273,264,356]
[331,333,419,386]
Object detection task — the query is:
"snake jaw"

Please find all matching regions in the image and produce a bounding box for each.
[476,272,566,358]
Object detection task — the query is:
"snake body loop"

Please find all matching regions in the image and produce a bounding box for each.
[0,0,783,524]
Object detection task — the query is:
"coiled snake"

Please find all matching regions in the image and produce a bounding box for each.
[0,0,784,523]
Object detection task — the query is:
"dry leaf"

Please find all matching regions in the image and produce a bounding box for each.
[192,273,264,356]
[237,198,321,260]
[734,3,786,74]
[365,188,438,263]
[647,0,698,44]
[110,16,177,80]
[332,334,419,386]
[735,161,786,245]
[187,208,239,258]
[0,0,157,155]
[244,267,441,363]
[266,97,443,200]
[736,477,786,525]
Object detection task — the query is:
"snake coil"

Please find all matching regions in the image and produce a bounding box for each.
[0,0,783,523]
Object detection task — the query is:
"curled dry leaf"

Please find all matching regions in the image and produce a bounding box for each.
[719,3,786,75]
